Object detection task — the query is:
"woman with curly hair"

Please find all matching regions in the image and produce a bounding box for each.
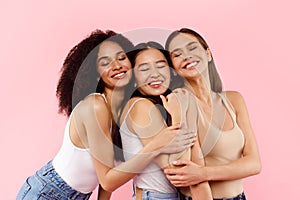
[16,29,196,200]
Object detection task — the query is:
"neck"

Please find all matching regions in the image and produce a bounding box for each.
[184,73,213,106]
[104,87,125,121]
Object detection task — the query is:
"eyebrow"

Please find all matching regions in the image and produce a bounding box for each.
[137,63,149,69]
[97,51,125,63]
[137,59,167,68]
[155,60,167,64]
[186,41,198,47]
[170,41,198,54]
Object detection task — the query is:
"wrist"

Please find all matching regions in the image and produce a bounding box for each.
[203,166,212,181]
[142,140,162,158]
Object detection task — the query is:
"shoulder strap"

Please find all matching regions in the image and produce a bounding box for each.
[122,98,147,122]
[218,92,236,122]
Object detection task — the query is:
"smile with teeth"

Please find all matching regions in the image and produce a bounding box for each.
[184,61,198,69]
[111,71,126,79]
[149,80,163,86]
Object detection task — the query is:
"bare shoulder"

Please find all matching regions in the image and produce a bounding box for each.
[75,94,109,118]
[128,97,155,114]
[224,90,247,113]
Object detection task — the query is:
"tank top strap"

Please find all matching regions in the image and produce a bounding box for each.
[218,92,237,123]
[86,92,107,102]
[122,98,147,122]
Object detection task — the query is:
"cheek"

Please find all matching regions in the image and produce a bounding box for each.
[99,69,110,79]
[134,72,145,84]
[171,58,181,69]
[122,60,132,69]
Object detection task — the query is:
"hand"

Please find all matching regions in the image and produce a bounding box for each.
[152,124,196,154]
[160,89,189,125]
[164,160,207,187]
[172,88,190,114]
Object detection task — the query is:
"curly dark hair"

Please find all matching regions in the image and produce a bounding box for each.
[56,29,134,116]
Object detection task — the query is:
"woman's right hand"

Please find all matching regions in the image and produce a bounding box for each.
[151,123,196,154]
[160,88,190,126]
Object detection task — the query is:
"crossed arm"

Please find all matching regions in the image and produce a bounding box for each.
[126,90,212,199]
[72,94,195,199]
[164,91,261,187]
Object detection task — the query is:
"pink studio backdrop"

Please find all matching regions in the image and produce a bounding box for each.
[1,0,299,199]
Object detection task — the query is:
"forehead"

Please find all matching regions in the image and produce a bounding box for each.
[97,41,123,56]
[168,33,199,51]
[135,48,166,63]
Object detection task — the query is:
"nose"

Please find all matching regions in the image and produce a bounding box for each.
[111,60,122,70]
[150,66,160,78]
[182,49,192,61]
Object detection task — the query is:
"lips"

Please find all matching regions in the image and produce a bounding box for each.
[148,80,163,88]
[111,71,126,79]
[183,61,199,69]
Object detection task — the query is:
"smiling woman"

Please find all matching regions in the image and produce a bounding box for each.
[164,28,261,200]
[97,41,132,88]
[134,48,171,96]
[16,30,195,200]
[114,41,212,200]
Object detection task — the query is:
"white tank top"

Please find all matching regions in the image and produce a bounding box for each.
[52,93,105,193]
[120,98,177,193]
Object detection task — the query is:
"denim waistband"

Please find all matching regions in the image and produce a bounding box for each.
[180,192,246,200]
[213,192,246,200]
[37,160,92,200]
[133,184,180,200]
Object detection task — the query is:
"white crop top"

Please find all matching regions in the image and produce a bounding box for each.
[120,98,177,193]
[52,93,106,193]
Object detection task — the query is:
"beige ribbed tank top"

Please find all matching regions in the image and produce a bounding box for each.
[200,93,245,198]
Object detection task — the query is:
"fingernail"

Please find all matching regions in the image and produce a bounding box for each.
[172,161,177,164]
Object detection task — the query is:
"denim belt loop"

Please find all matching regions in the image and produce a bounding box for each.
[41,160,54,176]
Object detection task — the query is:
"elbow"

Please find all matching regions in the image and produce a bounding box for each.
[255,161,262,174]
[101,182,116,193]
[251,160,262,175]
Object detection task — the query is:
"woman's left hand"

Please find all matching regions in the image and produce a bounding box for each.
[164,160,207,187]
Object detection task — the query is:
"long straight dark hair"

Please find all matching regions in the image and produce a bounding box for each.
[112,41,178,161]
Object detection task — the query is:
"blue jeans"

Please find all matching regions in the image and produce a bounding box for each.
[132,185,180,200]
[16,160,92,200]
[180,192,246,200]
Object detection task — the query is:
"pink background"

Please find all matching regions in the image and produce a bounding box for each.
[1,0,299,199]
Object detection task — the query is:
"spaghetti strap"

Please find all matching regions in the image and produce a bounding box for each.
[218,92,237,123]
[122,98,147,122]
[86,93,107,102]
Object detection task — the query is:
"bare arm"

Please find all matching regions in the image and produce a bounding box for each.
[164,91,261,186]
[129,93,212,199]
[127,97,195,168]
[97,186,111,200]
[76,95,194,192]
[204,91,261,181]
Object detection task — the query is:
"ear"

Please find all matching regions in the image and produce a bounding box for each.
[206,48,212,62]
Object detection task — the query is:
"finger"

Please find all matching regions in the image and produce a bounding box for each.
[172,159,189,166]
[169,123,181,130]
[164,168,178,175]
[172,135,194,147]
[170,181,188,187]
[177,129,195,135]
[165,174,183,181]
[182,138,196,147]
